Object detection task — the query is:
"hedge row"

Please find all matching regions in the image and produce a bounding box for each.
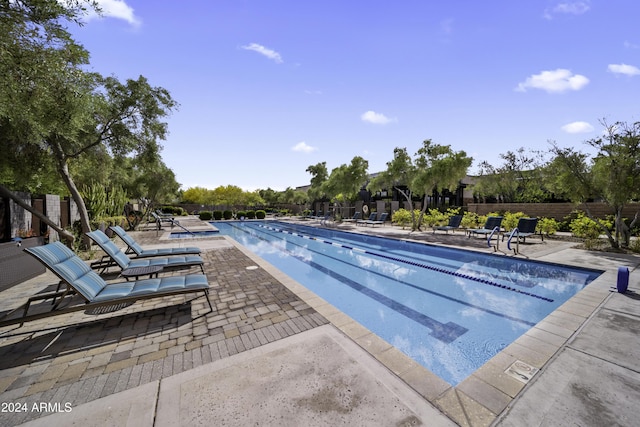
[198,210,266,221]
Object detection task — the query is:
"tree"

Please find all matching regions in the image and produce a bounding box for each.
[1,0,98,244]
[129,160,181,226]
[291,189,309,206]
[1,1,178,245]
[182,187,211,204]
[305,162,328,202]
[474,148,550,202]
[369,140,471,231]
[323,156,369,218]
[258,188,279,206]
[48,75,177,245]
[549,120,640,248]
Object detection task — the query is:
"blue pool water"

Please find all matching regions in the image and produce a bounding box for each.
[214,220,602,385]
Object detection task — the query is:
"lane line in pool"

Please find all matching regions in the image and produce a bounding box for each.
[228,223,469,343]
[257,223,553,303]
[276,223,566,290]
[247,223,538,328]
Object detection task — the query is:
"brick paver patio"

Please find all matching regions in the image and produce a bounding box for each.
[0,235,327,425]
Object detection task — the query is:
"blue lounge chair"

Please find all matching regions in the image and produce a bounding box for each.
[152,210,180,227]
[467,216,503,238]
[357,212,377,226]
[87,230,205,275]
[342,212,361,222]
[110,225,201,258]
[503,217,541,243]
[366,212,388,227]
[0,242,212,328]
[433,215,463,234]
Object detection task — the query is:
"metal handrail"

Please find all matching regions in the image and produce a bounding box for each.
[487,226,501,251]
[507,227,520,254]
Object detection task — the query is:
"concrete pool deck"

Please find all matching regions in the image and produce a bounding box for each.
[1,217,639,426]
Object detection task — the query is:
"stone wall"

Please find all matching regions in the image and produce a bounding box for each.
[10,192,32,239]
[4,193,81,242]
[45,194,61,242]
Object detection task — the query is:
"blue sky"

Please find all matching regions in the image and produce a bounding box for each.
[70,1,640,191]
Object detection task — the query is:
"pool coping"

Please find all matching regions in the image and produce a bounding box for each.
[221,225,633,426]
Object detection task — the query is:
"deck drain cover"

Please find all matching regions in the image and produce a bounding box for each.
[246,266,259,270]
[505,360,539,384]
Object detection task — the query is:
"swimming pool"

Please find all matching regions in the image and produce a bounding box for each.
[168,230,219,238]
[214,220,602,385]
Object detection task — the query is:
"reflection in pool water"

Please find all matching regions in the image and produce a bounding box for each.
[214,221,602,385]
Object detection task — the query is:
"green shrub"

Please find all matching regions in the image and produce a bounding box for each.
[223,210,233,220]
[213,210,223,220]
[236,210,247,219]
[537,217,558,236]
[391,208,423,229]
[423,209,448,227]
[461,212,482,229]
[502,211,527,231]
[559,212,579,232]
[160,206,186,216]
[198,211,213,221]
[392,208,413,229]
[246,210,256,219]
[82,183,109,220]
[256,210,266,219]
[570,212,611,249]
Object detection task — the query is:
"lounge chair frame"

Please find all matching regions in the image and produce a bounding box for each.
[502,218,542,243]
[342,212,361,223]
[433,215,463,234]
[87,230,205,276]
[467,216,504,238]
[362,212,388,227]
[109,225,201,258]
[0,242,212,328]
[356,212,377,226]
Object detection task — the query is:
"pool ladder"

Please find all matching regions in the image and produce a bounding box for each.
[487,226,501,252]
[506,228,520,254]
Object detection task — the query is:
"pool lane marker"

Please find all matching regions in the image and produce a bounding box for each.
[257,223,554,303]
[230,223,469,342]
[248,224,535,327]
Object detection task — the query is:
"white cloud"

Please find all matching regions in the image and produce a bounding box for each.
[241,43,283,63]
[291,141,317,153]
[624,40,640,49]
[85,0,141,26]
[361,110,397,125]
[304,90,323,95]
[515,69,589,93]
[544,1,590,19]
[561,121,594,134]
[608,63,640,76]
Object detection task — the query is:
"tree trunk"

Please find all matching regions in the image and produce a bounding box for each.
[395,187,418,231]
[0,184,75,246]
[615,207,635,247]
[417,193,431,231]
[50,140,93,248]
[582,202,617,248]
